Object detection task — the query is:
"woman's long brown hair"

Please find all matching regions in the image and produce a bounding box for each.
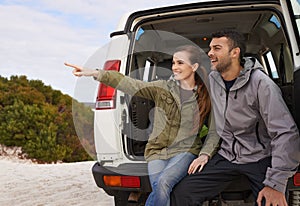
[175,45,211,129]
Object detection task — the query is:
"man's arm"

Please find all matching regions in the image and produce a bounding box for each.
[256,71,300,204]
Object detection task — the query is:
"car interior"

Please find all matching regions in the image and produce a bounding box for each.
[124,8,294,156]
[119,7,295,202]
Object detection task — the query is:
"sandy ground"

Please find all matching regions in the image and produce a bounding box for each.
[0,156,114,206]
[0,144,254,206]
[0,156,256,206]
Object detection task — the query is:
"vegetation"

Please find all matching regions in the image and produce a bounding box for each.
[0,75,95,163]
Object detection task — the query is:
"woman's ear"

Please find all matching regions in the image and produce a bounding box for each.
[192,63,199,72]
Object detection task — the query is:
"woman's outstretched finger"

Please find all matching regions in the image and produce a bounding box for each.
[64,62,81,70]
[64,63,84,76]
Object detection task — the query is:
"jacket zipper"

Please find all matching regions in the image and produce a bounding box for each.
[255,122,266,149]
[224,90,229,116]
[231,136,237,161]
[225,89,237,161]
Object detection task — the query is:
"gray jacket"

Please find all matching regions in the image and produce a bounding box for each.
[208,57,300,193]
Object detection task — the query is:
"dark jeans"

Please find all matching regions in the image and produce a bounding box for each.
[171,153,271,206]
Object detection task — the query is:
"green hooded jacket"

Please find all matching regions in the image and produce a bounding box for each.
[96,70,219,161]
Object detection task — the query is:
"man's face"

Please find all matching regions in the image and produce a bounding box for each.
[208,37,233,73]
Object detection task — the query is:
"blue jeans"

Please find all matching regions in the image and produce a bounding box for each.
[145,152,196,206]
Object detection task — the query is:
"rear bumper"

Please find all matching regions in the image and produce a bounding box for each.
[92,162,152,196]
[92,161,300,201]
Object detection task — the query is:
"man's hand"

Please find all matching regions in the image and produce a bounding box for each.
[64,62,99,78]
[257,186,288,206]
[188,154,209,174]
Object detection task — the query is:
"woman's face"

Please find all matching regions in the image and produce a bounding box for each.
[172,51,196,82]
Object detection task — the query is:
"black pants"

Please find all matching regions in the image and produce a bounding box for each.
[171,153,271,206]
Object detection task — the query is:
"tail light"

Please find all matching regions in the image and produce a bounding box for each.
[103,175,141,188]
[95,60,121,110]
[294,172,300,186]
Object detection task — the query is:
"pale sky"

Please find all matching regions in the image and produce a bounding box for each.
[0,0,200,102]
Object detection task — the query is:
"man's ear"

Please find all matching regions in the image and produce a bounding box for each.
[231,47,241,58]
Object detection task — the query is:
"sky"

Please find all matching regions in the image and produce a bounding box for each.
[0,0,201,102]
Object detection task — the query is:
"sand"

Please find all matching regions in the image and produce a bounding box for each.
[0,156,114,206]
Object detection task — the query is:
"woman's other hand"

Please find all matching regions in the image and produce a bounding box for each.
[188,154,209,174]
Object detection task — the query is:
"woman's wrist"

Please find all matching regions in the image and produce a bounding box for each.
[93,69,99,80]
[199,153,210,159]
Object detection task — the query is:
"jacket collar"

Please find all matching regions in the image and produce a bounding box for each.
[210,57,265,90]
[166,75,198,107]
[168,74,198,92]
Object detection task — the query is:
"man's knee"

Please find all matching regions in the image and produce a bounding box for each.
[171,177,205,206]
[171,187,203,206]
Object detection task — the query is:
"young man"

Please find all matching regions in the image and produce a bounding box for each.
[171,30,300,206]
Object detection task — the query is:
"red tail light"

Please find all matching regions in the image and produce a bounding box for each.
[103,175,141,188]
[294,172,300,186]
[95,60,121,110]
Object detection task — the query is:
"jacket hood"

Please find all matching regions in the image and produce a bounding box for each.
[210,57,265,91]
[234,57,265,89]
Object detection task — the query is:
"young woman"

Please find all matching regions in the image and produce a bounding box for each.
[65,45,219,206]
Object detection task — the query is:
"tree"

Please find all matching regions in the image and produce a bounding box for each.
[0,75,94,163]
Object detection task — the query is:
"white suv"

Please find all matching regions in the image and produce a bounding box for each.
[88,0,300,205]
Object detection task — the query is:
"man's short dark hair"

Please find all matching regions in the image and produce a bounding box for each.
[211,30,246,66]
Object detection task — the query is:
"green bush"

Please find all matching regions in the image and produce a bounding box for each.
[0,75,94,163]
